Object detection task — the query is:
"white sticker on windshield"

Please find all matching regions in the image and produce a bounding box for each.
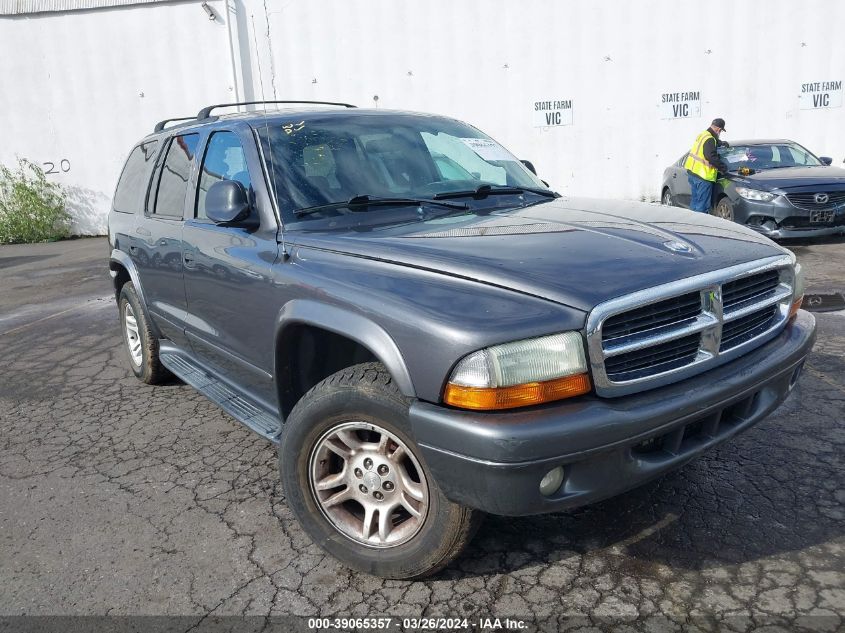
[459,138,515,162]
[724,151,748,163]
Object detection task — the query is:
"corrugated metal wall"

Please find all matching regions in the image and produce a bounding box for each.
[0,0,171,16]
[1,0,843,234]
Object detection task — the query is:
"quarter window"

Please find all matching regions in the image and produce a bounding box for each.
[113,140,159,214]
[196,131,251,219]
[152,134,200,218]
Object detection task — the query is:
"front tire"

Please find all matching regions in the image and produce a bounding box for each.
[712,196,735,221]
[279,362,482,579]
[661,188,675,206]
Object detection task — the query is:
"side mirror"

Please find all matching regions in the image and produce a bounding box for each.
[206,180,251,224]
[819,156,833,166]
[521,159,537,175]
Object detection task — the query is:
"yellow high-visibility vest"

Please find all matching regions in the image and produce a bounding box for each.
[684,130,718,181]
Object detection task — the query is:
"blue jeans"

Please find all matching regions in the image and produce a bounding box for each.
[688,173,713,213]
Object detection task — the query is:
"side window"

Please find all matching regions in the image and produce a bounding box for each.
[196,131,251,219]
[113,140,159,214]
[152,133,200,218]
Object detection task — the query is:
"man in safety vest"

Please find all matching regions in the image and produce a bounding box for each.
[684,118,730,213]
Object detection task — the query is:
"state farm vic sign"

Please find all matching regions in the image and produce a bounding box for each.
[799,81,843,110]
[660,91,701,119]
[532,100,574,127]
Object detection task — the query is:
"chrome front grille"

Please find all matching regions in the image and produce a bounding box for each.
[586,256,795,397]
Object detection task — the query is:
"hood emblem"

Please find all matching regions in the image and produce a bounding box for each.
[663,240,692,254]
[814,193,830,204]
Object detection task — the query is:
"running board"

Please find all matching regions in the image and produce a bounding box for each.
[160,351,282,443]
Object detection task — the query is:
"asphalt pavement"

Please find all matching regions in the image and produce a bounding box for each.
[0,236,843,631]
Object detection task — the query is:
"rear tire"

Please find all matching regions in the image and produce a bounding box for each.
[118,281,170,384]
[279,362,483,579]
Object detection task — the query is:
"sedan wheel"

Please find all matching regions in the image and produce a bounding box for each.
[713,197,735,221]
[661,188,674,206]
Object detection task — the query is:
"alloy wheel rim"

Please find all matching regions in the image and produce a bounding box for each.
[309,421,429,548]
[123,303,143,366]
[717,201,733,220]
[662,191,672,205]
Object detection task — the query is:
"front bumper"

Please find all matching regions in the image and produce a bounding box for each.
[409,310,816,516]
[734,197,845,239]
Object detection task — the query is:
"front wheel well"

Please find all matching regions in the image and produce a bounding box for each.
[276,325,379,419]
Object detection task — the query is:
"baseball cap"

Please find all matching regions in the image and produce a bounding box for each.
[711,118,727,131]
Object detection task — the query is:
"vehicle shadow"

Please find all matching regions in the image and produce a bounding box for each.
[778,234,845,249]
[0,253,59,269]
[446,355,845,578]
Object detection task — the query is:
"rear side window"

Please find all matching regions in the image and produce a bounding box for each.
[196,131,251,219]
[152,134,200,218]
[113,141,159,214]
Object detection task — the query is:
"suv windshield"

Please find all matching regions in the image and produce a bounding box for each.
[257,113,552,227]
[718,143,822,171]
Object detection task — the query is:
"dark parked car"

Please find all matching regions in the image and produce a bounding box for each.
[109,102,815,579]
[661,139,845,238]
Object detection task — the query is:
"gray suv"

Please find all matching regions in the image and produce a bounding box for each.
[108,101,816,579]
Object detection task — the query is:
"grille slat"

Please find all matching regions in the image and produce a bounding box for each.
[602,292,701,340]
[605,334,700,379]
[720,306,778,350]
[723,270,780,311]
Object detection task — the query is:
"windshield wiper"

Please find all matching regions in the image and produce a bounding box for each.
[294,195,468,217]
[432,184,560,200]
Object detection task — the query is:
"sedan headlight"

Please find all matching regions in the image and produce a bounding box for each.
[735,186,777,202]
[788,262,805,320]
[443,332,591,410]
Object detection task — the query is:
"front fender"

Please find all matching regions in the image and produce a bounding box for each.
[274,299,416,397]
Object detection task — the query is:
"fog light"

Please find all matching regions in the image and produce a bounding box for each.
[539,466,565,497]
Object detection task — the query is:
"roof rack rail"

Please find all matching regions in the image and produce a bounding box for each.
[153,116,197,133]
[197,100,357,120]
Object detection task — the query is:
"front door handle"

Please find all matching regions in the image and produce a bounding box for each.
[183,254,195,265]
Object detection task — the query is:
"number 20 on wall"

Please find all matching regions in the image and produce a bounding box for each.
[43,159,71,174]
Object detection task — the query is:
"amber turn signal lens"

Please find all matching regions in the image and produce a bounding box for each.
[788,295,803,320]
[443,373,591,411]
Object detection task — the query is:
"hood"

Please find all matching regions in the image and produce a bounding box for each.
[732,165,845,191]
[289,198,788,311]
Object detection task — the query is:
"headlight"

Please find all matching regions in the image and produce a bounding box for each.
[789,262,805,320]
[735,186,777,202]
[443,332,591,410]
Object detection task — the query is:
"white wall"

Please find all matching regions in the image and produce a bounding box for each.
[1,0,844,234]
[0,0,234,234]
